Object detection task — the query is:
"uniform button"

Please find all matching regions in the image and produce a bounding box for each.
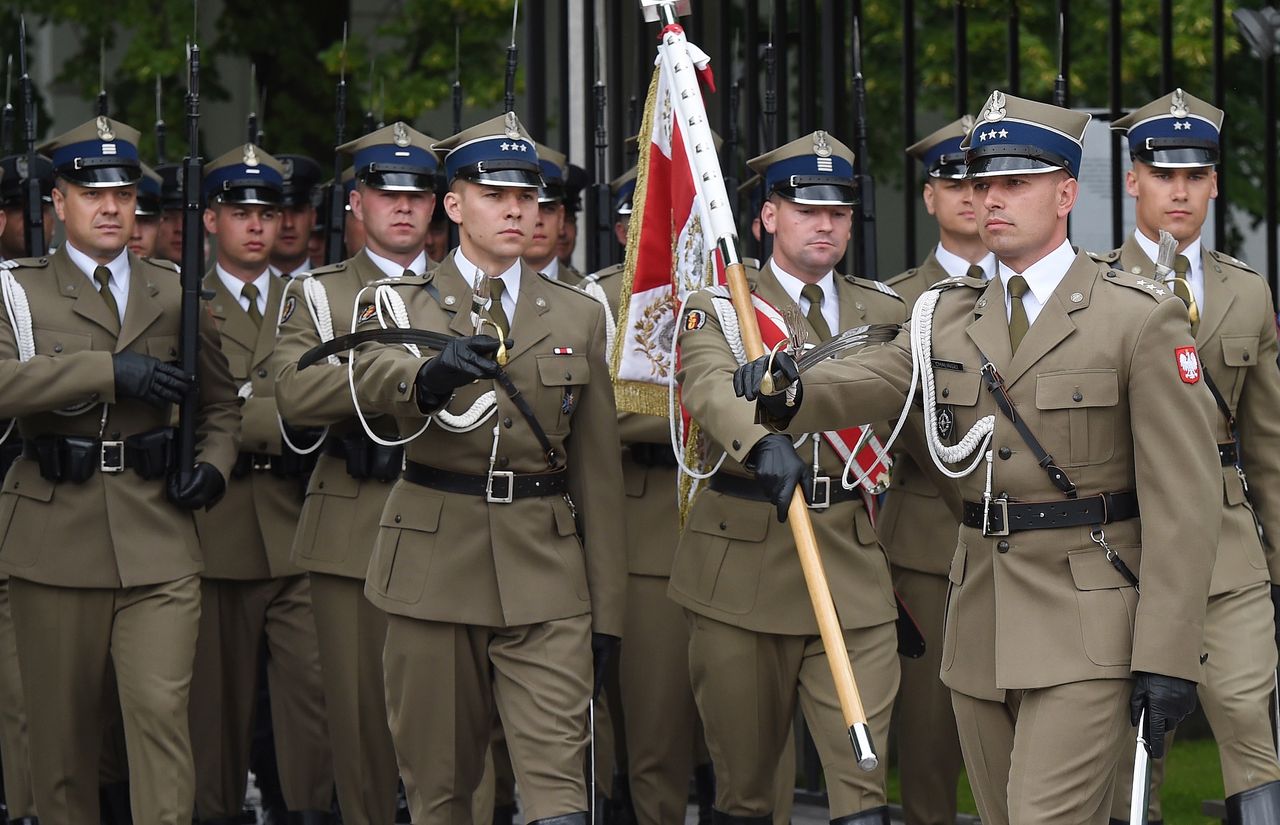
[503,417,513,428]
[719,521,728,530]
[564,371,573,380]
[318,481,325,489]
[1072,391,1083,402]
[12,482,17,489]
[941,387,950,398]
[53,343,63,353]
[90,392,100,400]
[170,348,178,357]
[394,514,402,523]
[998,491,1007,499]
[732,439,741,450]
[257,368,267,378]
[997,540,1010,553]
[397,381,408,392]
[498,456,509,468]
[998,447,1012,460]
[1244,353,1251,362]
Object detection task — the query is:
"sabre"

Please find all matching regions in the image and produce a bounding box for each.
[471,271,508,366]
[1129,710,1152,825]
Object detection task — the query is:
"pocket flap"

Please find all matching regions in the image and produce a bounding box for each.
[1036,370,1119,410]
[3,464,54,502]
[1222,336,1258,367]
[934,370,982,407]
[144,335,180,362]
[688,488,772,542]
[537,354,591,386]
[948,541,967,585]
[308,468,360,499]
[378,485,443,532]
[1068,546,1135,590]
[33,329,93,357]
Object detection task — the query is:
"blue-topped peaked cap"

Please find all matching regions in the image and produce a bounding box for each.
[1112,89,1223,168]
[275,154,325,206]
[338,121,440,192]
[203,144,285,205]
[0,154,54,206]
[533,142,567,203]
[135,164,163,216]
[961,91,1091,179]
[154,163,183,210]
[907,115,976,179]
[611,167,638,216]
[434,112,543,188]
[746,130,858,206]
[38,116,142,188]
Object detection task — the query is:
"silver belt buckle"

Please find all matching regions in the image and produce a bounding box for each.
[100,440,125,473]
[807,475,831,510]
[253,455,273,472]
[486,470,514,503]
[983,498,1010,537]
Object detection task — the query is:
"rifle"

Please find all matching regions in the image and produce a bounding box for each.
[503,2,519,115]
[1054,12,1068,108]
[851,15,877,279]
[97,38,108,117]
[155,76,167,165]
[323,23,348,265]
[1,57,13,155]
[18,17,45,258]
[363,58,376,135]
[177,27,205,476]
[759,5,776,261]
[448,25,462,251]
[591,35,610,272]
[724,74,741,225]
[246,64,259,146]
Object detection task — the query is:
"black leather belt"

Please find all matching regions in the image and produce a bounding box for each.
[628,442,678,467]
[961,491,1139,536]
[404,460,566,503]
[709,471,862,510]
[1218,441,1239,466]
[324,433,404,481]
[232,449,318,479]
[22,428,174,483]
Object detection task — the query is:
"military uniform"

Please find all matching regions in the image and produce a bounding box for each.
[352,113,626,825]
[0,118,240,824]
[1103,90,1280,824]
[270,154,324,280]
[675,133,903,825]
[881,118,993,825]
[274,121,443,825]
[188,144,332,823]
[748,93,1221,825]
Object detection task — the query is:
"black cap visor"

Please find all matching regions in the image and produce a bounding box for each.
[359,164,437,192]
[278,187,319,207]
[927,151,970,180]
[771,179,859,207]
[135,196,163,216]
[57,162,142,189]
[965,148,1069,179]
[537,182,566,204]
[1132,145,1219,169]
[211,185,282,206]
[453,160,542,189]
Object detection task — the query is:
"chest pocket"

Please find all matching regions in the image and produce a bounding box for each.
[536,354,591,433]
[932,369,983,440]
[1035,369,1118,467]
[33,329,94,357]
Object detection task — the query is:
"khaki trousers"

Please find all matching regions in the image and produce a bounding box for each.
[892,567,965,825]
[1110,581,1280,820]
[687,613,899,819]
[189,575,332,818]
[384,613,594,824]
[0,578,34,818]
[309,572,399,825]
[951,679,1131,825]
[10,574,201,825]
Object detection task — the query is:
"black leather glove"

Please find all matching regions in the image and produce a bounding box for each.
[732,350,801,423]
[1270,584,1280,652]
[112,351,194,407]
[1130,671,1198,759]
[414,335,507,412]
[744,434,806,522]
[590,633,620,701]
[166,463,226,511]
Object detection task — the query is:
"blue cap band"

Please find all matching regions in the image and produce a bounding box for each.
[352,143,438,176]
[49,138,140,171]
[966,119,1083,175]
[922,136,966,173]
[538,157,564,185]
[203,162,284,199]
[1125,114,1219,150]
[764,154,855,193]
[444,136,540,183]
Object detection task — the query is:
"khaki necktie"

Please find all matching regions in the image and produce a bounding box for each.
[799,283,832,341]
[94,266,121,331]
[966,263,986,280]
[241,282,263,328]
[1169,254,1200,334]
[1007,274,1031,354]
[487,277,511,334]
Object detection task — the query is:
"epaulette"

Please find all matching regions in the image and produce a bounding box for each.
[885,268,917,287]
[582,263,625,285]
[0,256,48,270]
[307,261,349,277]
[845,274,902,300]
[1087,248,1121,264]
[371,273,430,287]
[1209,249,1260,276]
[741,256,762,269]
[1100,268,1178,301]
[540,274,597,300]
[929,274,985,291]
[140,256,180,272]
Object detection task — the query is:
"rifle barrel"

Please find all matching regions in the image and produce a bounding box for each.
[177,41,205,473]
[19,17,45,257]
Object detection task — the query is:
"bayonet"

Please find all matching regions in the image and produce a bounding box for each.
[851,15,878,278]
[591,0,611,271]
[18,16,45,257]
[363,57,376,135]
[504,0,520,114]
[97,37,108,117]
[155,76,167,164]
[246,63,258,145]
[324,22,350,265]
[452,26,463,135]
[1,56,13,154]
[1054,12,1068,108]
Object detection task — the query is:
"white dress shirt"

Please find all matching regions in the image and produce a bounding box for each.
[215,264,271,317]
[935,243,997,281]
[364,247,428,280]
[1133,229,1205,313]
[771,260,839,335]
[454,249,522,324]
[66,243,131,323]
[997,238,1077,328]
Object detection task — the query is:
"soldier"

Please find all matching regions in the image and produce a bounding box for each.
[126,164,164,259]
[1104,90,1280,824]
[733,92,1221,825]
[556,164,586,270]
[153,163,185,265]
[882,116,992,825]
[0,154,54,260]
[674,131,903,825]
[524,143,584,285]
[276,120,440,825]
[189,143,333,824]
[426,186,450,264]
[270,154,324,280]
[0,116,239,824]
[349,111,625,825]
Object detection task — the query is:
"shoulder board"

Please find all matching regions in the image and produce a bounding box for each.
[845,274,902,300]
[539,274,594,298]
[140,256,180,272]
[0,256,48,270]
[1087,248,1121,264]
[741,256,762,269]
[1101,269,1178,301]
[884,267,918,287]
[307,261,349,277]
[583,263,625,284]
[1209,249,1260,276]
[930,275,985,291]
[370,273,429,287]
